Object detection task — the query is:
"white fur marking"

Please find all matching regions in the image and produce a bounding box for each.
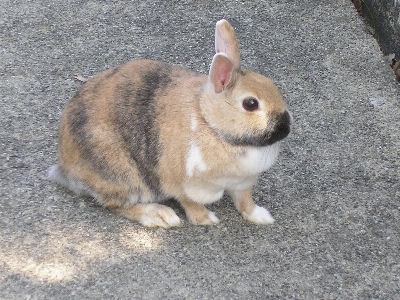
[190,114,198,131]
[129,194,139,204]
[241,144,279,174]
[47,164,65,184]
[47,164,97,198]
[216,175,257,192]
[186,141,207,177]
[208,211,220,224]
[184,182,224,204]
[243,205,275,224]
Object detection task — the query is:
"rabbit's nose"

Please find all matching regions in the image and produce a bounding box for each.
[265,111,291,145]
[287,110,293,125]
[275,110,291,135]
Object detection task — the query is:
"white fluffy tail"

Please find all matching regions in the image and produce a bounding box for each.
[47,164,96,198]
[47,164,68,186]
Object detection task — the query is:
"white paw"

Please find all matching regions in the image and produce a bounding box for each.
[139,204,183,228]
[207,211,220,225]
[242,205,275,225]
[188,210,220,226]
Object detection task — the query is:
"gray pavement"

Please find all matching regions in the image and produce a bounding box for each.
[1,1,399,299]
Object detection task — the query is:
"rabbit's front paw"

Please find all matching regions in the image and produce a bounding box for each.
[188,210,220,226]
[179,197,220,226]
[242,205,275,225]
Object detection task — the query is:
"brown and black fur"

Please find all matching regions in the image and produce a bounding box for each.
[49,20,292,228]
[57,61,196,205]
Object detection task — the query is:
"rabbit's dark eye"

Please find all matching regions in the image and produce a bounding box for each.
[242,98,259,111]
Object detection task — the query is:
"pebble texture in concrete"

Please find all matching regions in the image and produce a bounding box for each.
[1,1,399,299]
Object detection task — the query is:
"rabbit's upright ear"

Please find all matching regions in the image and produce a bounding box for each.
[209,20,240,94]
[209,53,235,94]
[214,19,240,70]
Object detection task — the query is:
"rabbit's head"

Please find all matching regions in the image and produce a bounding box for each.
[200,20,291,147]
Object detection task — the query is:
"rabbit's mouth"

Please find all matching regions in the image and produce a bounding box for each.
[218,111,291,147]
[263,110,292,145]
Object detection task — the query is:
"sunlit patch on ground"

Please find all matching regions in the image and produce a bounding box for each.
[118,228,164,252]
[2,253,76,283]
[0,226,164,283]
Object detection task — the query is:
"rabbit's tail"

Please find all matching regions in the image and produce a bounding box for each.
[47,164,94,197]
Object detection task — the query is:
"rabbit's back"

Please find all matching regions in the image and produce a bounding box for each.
[57,60,204,205]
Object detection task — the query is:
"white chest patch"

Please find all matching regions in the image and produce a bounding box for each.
[240,144,280,174]
[190,114,198,131]
[186,141,208,177]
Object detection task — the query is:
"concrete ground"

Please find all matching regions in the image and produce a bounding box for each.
[1,1,399,299]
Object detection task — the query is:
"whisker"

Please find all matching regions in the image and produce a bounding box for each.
[258,147,267,174]
[224,101,234,107]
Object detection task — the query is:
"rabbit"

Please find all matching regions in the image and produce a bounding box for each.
[48,19,292,228]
